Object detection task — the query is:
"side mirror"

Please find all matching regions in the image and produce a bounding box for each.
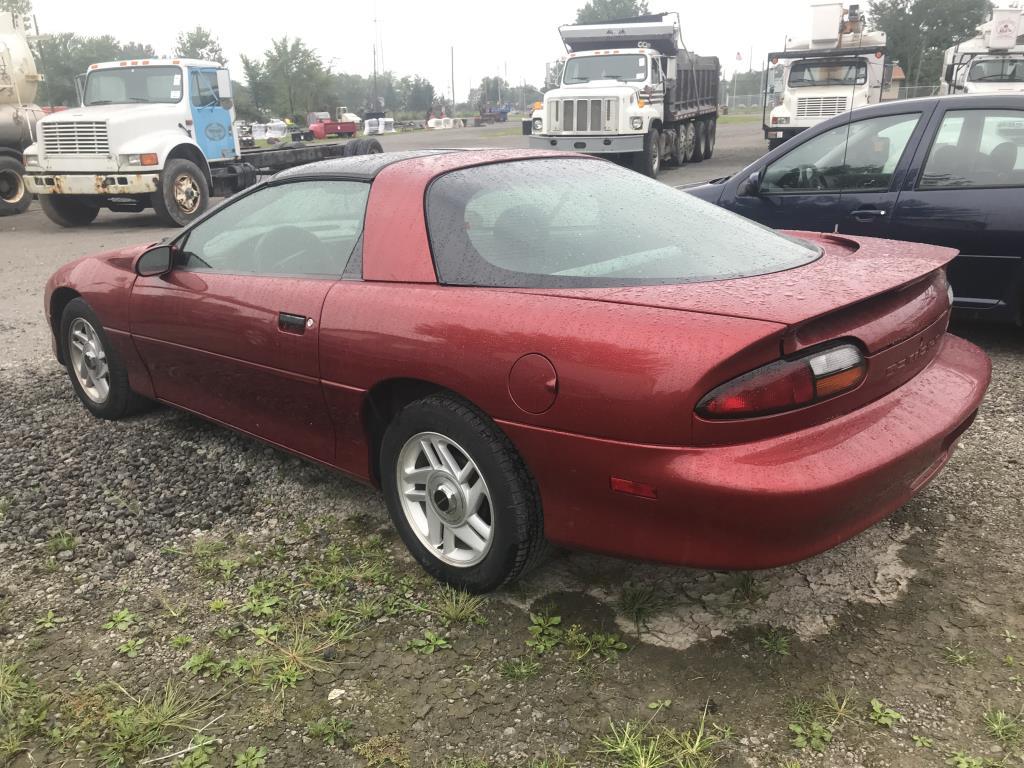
[944,64,954,84]
[741,170,762,196]
[136,245,174,277]
[216,69,234,111]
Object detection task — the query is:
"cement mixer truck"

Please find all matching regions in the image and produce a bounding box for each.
[940,5,1024,95]
[0,11,43,216]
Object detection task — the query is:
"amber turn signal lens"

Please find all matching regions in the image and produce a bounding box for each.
[139,154,159,166]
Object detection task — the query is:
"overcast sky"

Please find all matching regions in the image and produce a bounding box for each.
[34,0,817,100]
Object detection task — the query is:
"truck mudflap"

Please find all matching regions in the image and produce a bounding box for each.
[528,134,645,154]
[25,173,159,196]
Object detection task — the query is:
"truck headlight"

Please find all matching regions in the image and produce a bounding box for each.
[630,117,643,130]
[120,153,159,167]
[533,118,543,131]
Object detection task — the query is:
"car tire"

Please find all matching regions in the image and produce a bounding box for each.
[380,393,548,593]
[703,117,716,160]
[152,158,209,227]
[635,127,661,178]
[59,297,151,420]
[39,195,100,227]
[0,155,31,216]
[689,120,704,163]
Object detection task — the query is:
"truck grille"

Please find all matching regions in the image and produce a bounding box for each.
[41,122,110,156]
[549,98,619,133]
[795,96,849,119]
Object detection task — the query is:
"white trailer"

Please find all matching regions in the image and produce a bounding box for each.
[0,11,43,215]
[940,5,1024,95]
[764,3,888,148]
[528,13,720,178]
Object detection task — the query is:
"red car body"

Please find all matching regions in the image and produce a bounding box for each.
[44,149,991,570]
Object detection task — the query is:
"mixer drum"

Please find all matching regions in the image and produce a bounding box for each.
[0,103,42,150]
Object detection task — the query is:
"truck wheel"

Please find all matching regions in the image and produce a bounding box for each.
[359,138,383,154]
[703,118,717,160]
[152,158,209,227]
[39,195,100,227]
[343,138,364,157]
[635,128,661,178]
[689,121,704,163]
[0,156,30,216]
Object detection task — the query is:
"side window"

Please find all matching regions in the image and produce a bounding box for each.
[177,180,371,277]
[651,60,662,85]
[921,109,1024,189]
[762,113,920,193]
[190,70,219,107]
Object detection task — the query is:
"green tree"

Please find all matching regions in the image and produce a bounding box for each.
[239,54,271,116]
[263,36,329,118]
[0,0,32,19]
[575,0,649,24]
[174,26,224,63]
[868,0,990,89]
[33,34,155,106]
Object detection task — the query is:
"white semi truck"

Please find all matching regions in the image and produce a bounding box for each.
[940,5,1024,95]
[0,11,43,216]
[764,3,889,148]
[529,13,720,178]
[23,57,381,227]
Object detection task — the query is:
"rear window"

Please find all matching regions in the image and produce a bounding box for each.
[425,158,820,288]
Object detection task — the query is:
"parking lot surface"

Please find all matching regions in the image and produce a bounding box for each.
[1,120,1022,767]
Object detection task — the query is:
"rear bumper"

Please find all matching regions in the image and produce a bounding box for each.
[528,134,644,154]
[25,172,159,196]
[502,333,990,569]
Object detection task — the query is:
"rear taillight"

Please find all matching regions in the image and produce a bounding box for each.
[697,343,866,419]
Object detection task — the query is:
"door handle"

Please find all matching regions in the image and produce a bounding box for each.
[278,312,308,334]
[851,208,887,220]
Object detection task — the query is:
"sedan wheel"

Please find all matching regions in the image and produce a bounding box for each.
[381,393,548,592]
[67,317,110,404]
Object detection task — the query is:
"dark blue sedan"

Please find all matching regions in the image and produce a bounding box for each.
[686,94,1024,325]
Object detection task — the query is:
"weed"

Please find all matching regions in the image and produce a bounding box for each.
[233,746,268,767]
[565,625,629,661]
[407,630,451,655]
[912,735,934,748]
[434,586,487,625]
[214,626,242,642]
[734,572,761,602]
[47,530,75,554]
[117,638,146,658]
[944,644,977,667]
[252,624,282,645]
[0,657,33,716]
[183,649,230,680]
[349,596,387,621]
[946,752,985,768]
[353,733,411,767]
[306,715,352,746]
[820,686,857,725]
[160,598,189,622]
[103,608,138,632]
[239,593,280,618]
[789,721,832,752]
[787,687,858,754]
[209,598,230,613]
[526,611,564,654]
[170,634,194,649]
[648,699,672,712]
[35,609,68,631]
[983,707,1022,745]
[756,627,791,657]
[217,558,242,581]
[619,584,663,635]
[499,658,541,682]
[868,699,903,728]
[173,733,217,767]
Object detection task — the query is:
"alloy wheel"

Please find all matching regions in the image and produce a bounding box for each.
[67,317,110,403]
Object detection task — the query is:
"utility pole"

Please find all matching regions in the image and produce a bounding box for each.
[450,46,455,115]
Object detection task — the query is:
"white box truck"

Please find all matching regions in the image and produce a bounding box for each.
[940,5,1024,95]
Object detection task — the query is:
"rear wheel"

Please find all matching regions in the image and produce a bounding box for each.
[703,117,717,160]
[152,158,209,227]
[689,120,704,163]
[380,394,548,592]
[39,195,100,227]
[0,156,30,216]
[60,298,150,419]
[634,127,661,178]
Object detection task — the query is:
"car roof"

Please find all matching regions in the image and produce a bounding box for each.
[850,92,1024,118]
[273,149,462,181]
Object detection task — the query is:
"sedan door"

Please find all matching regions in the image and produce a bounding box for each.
[130,179,371,462]
[890,104,1024,321]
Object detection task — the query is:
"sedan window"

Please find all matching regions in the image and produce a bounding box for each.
[762,113,920,193]
[177,180,370,277]
[426,158,820,288]
[920,109,1024,189]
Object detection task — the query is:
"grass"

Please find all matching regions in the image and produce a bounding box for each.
[433,586,487,625]
[982,707,1022,746]
[47,530,75,554]
[353,733,410,767]
[944,643,978,667]
[756,626,791,657]
[499,657,541,682]
[593,706,725,768]
[305,715,352,746]
[619,584,663,636]
[787,687,860,754]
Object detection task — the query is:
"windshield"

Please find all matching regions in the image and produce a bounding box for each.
[84,66,182,105]
[789,59,868,87]
[562,54,648,84]
[426,159,820,288]
[968,59,1024,83]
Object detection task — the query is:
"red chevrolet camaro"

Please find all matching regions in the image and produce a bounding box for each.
[45,149,991,592]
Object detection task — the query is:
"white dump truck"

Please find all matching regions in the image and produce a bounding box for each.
[23,57,381,227]
[940,5,1024,95]
[764,3,888,148]
[529,13,720,178]
[0,11,43,216]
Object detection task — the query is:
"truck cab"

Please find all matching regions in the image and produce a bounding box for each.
[940,7,1024,95]
[23,58,239,226]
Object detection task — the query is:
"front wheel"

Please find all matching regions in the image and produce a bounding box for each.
[634,128,661,178]
[0,155,30,216]
[380,394,548,593]
[152,158,209,227]
[39,195,100,227]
